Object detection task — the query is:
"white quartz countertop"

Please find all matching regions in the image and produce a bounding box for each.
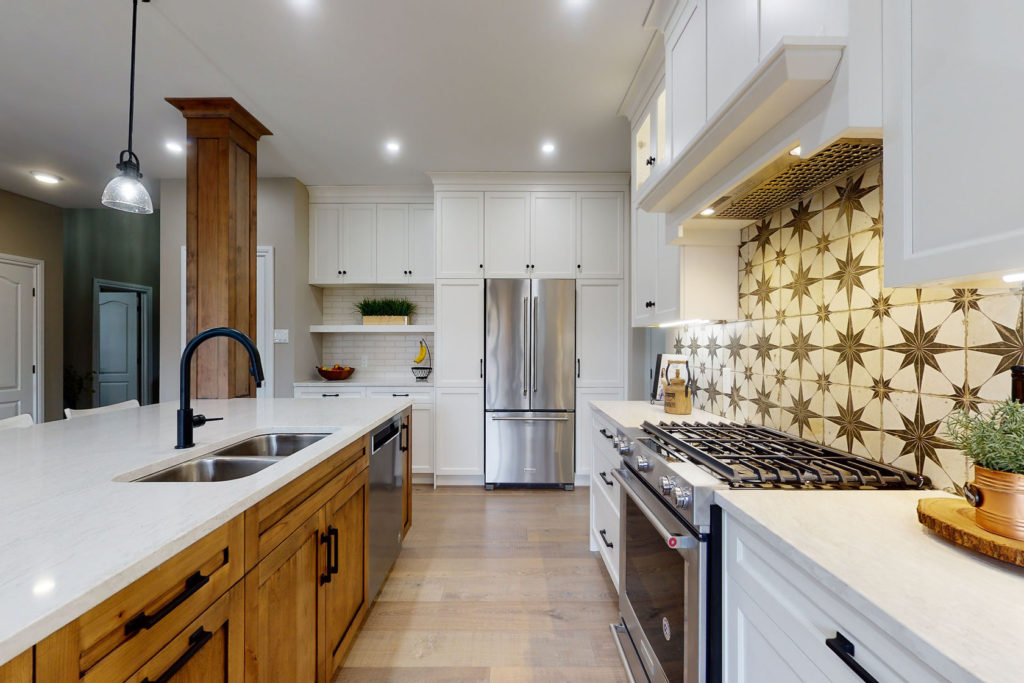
[590,400,731,429]
[295,379,433,388]
[0,397,410,665]
[716,489,1024,682]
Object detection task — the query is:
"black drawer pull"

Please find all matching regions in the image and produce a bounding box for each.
[599,428,614,440]
[141,627,213,683]
[329,526,340,576]
[826,632,878,683]
[599,471,614,487]
[599,529,613,548]
[125,571,209,636]
[322,393,340,398]
[400,422,409,452]
[320,531,332,585]
[392,393,410,397]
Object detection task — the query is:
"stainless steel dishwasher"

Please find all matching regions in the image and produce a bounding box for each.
[368,416,404,600]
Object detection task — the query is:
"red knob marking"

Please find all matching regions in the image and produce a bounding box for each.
[668,537,677,548]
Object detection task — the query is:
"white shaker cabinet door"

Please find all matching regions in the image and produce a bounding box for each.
[668,0,707,158]
[484,192,530,278]
[436,192,484,278]
[434,387,484,476]
[530,192,576,278]
[706,0,758,117]
[577,192,624,279]
[435,279,484,387]
[309,205,343,284]
[408,204,435,283]
[631,207,658,326]
[340,204,377,283]
[575,388,623,478]
[375,203,409,282]
[577,280,625,388]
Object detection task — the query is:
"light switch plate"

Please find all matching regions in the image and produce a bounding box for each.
[273,329,289,344]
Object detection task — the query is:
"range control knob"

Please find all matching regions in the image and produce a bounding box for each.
[617,438,634,456]
[636,454,652,472]
[672,486,693,509]
[659,476,675,494]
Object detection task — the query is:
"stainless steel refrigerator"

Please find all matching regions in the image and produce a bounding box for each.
[484,278,575,489]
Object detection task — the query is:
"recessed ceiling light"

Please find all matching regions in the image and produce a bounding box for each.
[30,171,61,184]
[700,208,715,216]
[385,140,401,154]
[789,146,802,156]
[541,141,556,154]
[165,141,184,154]
[1003,272,1024,283]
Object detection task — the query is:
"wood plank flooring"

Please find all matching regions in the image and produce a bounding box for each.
[334,486,626,683]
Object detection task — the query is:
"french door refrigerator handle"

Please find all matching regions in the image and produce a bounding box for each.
[491,415,569,421]
[532,296,538,393]
[523,296,529,396]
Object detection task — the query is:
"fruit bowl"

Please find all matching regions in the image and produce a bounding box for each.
[316,365,354,381]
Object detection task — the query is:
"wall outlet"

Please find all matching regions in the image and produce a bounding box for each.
[273,328,289,344]
[361,355,368,368]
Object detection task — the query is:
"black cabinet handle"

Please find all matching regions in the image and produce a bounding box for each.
[141,627,213,683]
[400,422,409,452]
[322,393,340,398]
[479,264,483,269]
[577,264,581,269]
[480,358,484,378]
[342,270,347,275]
[320,531,332,585]
[599,529,614,548]
[125,571,209,636]
[392,393,410,397]
[599,471,614,487]
[576,359,581,378]
[599,428,614,440]
[645,156,656,166]
[329,526,340,576]
[337,270,342,275]
[826,633,878,683]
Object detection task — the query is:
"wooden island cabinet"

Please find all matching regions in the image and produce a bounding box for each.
[26,407,413,683]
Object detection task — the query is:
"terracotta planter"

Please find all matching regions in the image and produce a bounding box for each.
[965,466,1024,541]
[362,316,408,326]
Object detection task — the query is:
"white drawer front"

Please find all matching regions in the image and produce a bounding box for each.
[294,387,366,399]
[366,386,435,404]
[591,461,619,515]
[591,484,619,590]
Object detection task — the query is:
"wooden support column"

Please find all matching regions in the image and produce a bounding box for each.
[167,97,272,399]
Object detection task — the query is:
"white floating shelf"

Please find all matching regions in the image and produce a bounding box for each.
[309,324,435,334]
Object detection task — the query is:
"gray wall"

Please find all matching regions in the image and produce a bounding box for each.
[159,178,320,401]
[0,189,64,421]
[63,209,160,408]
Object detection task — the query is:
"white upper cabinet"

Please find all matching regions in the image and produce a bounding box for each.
[339,204,376,283]
[667,0,707,158]
[530,192,576,278]
[408,204,435,283]
[310,205,343,284]
[577,192,625,278]
[632,88,668,193]
[883,0,1024,286]
[759,0,848,60]
[375,204,409,282]
[706,0,758,117]
[631,207,660,327]
[577,280,625,388]
[436,191,485,279]
[484,192,530,278]
[435,279,485,387]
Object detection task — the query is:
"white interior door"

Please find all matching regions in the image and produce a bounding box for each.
[0,259,37,420]
[255,247,274,398]
[97,291,139,406]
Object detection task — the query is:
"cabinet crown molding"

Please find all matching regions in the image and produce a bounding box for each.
[428,172,628,192]
[308,185,434,204]
[618,34,665,124]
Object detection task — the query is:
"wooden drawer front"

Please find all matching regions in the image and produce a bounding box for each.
[245,437,368,569]
[116,582,244,683]
[325,469,370,675]
[0,649,33,683]
[68,516,243,680]
[591,485,619,589]
[724,514,944,683]
[365,387,434,404]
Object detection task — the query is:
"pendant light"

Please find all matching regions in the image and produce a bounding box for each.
[101,0,153,214]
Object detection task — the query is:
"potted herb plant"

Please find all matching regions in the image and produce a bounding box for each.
[946,399,1024,540]
[355,298,417,325]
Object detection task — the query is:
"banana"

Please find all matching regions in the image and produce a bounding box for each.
[413,341,427,364]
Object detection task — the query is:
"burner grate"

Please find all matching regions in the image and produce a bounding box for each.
[641,421,928,490]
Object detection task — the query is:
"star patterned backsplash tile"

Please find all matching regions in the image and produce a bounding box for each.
[674,160,1024,493]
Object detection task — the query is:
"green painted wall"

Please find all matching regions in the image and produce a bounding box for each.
[63,209,160,408]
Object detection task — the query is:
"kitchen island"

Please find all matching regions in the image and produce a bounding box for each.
[0,397,411,677]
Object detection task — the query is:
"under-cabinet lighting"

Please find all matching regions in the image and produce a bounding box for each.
[1003,272,1024,283]
[165,141,183,154]
[700,208,715,216]
[658,319,709,328]
[30,171,61,184]
[541,141,556,154]
[789,146,802,156]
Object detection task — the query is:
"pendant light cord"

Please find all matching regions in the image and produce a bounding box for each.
[127,0,139,156]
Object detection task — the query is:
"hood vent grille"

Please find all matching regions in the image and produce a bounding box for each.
[713,139,882,220]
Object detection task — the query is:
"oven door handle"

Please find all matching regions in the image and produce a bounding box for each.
[612,468,698,551]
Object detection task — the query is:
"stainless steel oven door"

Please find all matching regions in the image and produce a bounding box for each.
[612,467,705,683]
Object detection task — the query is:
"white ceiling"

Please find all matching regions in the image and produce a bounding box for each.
[0,0,652,208]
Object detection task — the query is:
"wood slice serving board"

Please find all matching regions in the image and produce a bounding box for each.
[917,497,1024,568]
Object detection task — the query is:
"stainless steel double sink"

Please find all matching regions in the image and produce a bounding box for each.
[134,433,329,483]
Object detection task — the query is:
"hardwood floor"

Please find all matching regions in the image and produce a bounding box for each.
[334,486,626,682]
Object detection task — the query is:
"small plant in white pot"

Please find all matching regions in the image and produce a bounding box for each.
[355,298,416,325]
[946,399,1024,540]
